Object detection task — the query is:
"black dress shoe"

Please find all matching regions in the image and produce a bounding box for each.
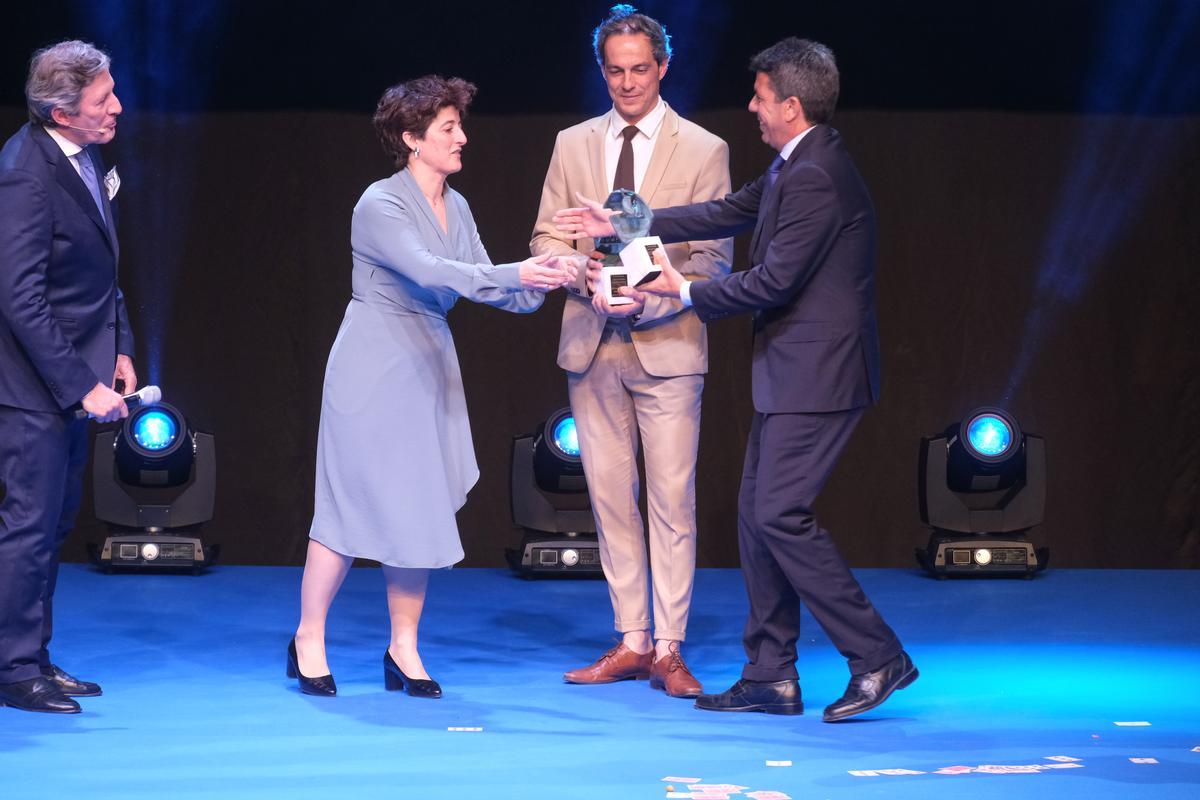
[694,678,803,715]
[287,638,337,696]
[823,650,918,722]
[43,664,102,697]
[0,677,81,714]
[384,651,442,698]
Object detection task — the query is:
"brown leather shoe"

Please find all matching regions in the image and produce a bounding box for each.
[649,644,703,698]
[563,643,654,684]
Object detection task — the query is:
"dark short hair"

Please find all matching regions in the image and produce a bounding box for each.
[750,37,839,125]
[372,75,477,169]
[26,40,110,126]
[592,4,672,66]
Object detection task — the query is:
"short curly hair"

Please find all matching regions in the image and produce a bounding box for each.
[373,75,477,169]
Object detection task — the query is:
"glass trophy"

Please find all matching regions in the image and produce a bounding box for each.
[594,189,668,306]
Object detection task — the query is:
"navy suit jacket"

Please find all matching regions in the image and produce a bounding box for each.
[651,125,880,414]
[0,123,133,413]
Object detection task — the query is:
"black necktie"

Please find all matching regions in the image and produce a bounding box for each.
[612,125,639,192]
[766,154,785,190]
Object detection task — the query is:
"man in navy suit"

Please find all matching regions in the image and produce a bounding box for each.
[0,41,135,714]
[555,38,916,722]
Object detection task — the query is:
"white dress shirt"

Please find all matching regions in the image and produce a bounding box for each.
[604,97,668,193]
[44,126,86,178]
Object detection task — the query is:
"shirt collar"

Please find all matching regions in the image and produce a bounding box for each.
[44,125,86,159]
[779,125,816,161]
[608,97,667,141]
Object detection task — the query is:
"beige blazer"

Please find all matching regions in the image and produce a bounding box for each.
[531,103,732,377]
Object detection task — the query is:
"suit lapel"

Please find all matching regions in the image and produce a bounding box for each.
[749,127,821,260]
[51,146,115,256]
[748,169,775,259]
[586,117,608,200]
[88,148,119,264]
[641,105,678,205]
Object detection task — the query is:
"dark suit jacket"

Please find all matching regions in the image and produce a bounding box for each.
[0,123,133,412]
[651,125,880,414]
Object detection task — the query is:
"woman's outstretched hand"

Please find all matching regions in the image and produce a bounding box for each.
[520,254,580,292]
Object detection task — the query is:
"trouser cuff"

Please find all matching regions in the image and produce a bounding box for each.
[614,619,651,633]
[848,638,903,674]
[742,662,799,682]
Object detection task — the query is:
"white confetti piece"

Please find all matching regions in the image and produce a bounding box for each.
[1044,756,1083,762]
[877,769,926,775]
[1114,721,1151,726]
[848,770,879,777]
[975,764,1042,774]
[1129,757,1159,764]
[765,760,792,767]
[1040,763,1084,770]
[446,726,482,732]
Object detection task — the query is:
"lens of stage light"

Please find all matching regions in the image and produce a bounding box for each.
[134,411,178,451]
[553,416,580,457]
[141,542,160,561]
[974,548,993,565]
[561,548,580,567]
[965,414,1012,458]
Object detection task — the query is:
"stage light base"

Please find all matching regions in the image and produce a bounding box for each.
[506,531,603,578]
[90,530,218,574]
[917,532,1048,578]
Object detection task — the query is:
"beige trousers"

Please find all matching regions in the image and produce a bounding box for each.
[567,325,702,641]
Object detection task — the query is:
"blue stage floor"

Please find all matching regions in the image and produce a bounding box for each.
[1,565,1197,799]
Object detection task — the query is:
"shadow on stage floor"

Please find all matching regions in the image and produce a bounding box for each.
[1,566,1197,799]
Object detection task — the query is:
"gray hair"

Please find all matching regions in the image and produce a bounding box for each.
[26,40,111,126]
[750,38,839,125]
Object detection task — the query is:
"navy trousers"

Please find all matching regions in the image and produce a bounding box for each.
[0,404,89,684]
[737,408,902,682]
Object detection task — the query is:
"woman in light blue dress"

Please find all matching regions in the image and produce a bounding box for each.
[287,76,575,698]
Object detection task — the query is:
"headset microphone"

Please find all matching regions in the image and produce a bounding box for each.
[62,123,111,134]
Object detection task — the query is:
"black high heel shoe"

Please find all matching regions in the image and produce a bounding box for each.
[383,650,442,698]
[287,638,337,696]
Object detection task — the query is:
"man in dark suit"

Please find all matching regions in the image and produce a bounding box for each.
[0,41,135,714]
[555,37,916,722]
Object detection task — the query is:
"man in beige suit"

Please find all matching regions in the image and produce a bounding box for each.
[530,5,731,698]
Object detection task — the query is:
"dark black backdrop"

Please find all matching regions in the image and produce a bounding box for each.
[2,1,1197,568]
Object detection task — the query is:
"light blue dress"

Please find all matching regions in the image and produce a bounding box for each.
[310,168,543,567]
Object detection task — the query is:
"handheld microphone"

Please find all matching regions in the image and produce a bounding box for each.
[75,384,162,420]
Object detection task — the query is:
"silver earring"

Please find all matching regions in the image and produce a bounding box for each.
[413,146,421,158]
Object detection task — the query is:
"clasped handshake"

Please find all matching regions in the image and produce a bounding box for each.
[522,194,686,318]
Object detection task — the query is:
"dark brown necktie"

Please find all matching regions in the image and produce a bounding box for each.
[612,125,639,191]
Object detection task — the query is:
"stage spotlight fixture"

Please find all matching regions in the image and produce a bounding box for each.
[916,406,1048,577]
[90,401,218,572]
[506,406,601,577]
